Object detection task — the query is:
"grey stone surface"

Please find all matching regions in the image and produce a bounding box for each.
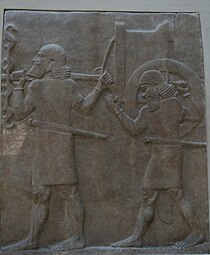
[63,244,210,254]
[0,243,209,255]
[0,10,208,254]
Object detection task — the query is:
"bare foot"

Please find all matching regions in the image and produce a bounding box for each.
[174,232,205,249]
[111,235,142,247]
[49,237,85,251]
[1,238,37,251]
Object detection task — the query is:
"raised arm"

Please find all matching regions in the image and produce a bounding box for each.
[72,72,112,116]
[174,80,202,123]
[105,94,147,136]
[13,75,35,121]
[172,80,203,138]
[180,96,201,122]
[78,84,104,116]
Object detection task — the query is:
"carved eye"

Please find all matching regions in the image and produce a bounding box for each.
[140,85,149,93]
[37,52,45,58]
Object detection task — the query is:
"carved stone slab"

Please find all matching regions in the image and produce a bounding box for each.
[0,10,208,254]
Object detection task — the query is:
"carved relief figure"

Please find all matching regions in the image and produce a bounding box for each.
[1,44,108,252]
[104,70,205,248]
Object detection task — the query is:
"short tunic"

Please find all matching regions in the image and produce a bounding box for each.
[142,144,183,190]
[134,98,185,190]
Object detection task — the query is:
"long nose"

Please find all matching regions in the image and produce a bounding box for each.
[32,55,38,64]
[141,92,146,98]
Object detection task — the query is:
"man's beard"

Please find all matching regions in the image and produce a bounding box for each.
[145,88,160,112]
[27,64,48,79]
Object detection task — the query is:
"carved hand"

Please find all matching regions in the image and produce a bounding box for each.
[13,69,27,91]
[105,93,123,115]
[173,80,190,97]
[94,71,110,93]
[99,71,116,93]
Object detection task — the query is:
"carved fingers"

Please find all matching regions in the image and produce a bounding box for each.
[13,69,27,91]
[173,80,190,97]
[105,93,115,114]
[101,71,114,85]
[105,93,122,115]
[99,71,116,93]
[95,72,107,93]
[19,70,27,86]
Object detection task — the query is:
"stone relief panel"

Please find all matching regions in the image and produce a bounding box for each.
[0,11,208,254]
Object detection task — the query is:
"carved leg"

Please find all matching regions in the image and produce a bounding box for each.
[111,189,159,247]
[1,185,51,251]
[168,188,205,248]
[49,184,85,251]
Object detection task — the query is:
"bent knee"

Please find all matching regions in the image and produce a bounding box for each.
[168,188,182,199]
[144,207,154,223]
[142,189,158,206]
[61,184,79,199]
[33,185,51,203]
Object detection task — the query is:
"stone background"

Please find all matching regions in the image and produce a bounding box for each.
[0,9,209,249]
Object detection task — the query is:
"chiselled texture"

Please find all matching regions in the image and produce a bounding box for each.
[0,11,208,254]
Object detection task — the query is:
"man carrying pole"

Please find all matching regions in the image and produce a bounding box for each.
[1,44,109,252]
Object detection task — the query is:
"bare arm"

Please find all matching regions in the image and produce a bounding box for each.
[77,86,103,116]
[73,72,113,116]
[175,80,201,123]
[174,80,203,138]
[13,76,35,121]
[181,96,201,122]
[105,93,147,136]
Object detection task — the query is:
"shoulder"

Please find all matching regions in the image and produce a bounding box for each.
[136,104,149,119]
[140,105,149,115]
[60,78,78,90]
[161,97,183,115]
[28,79,42,92]
[161,97,181,107]
[28,80,43,90]
[63,78,76,86]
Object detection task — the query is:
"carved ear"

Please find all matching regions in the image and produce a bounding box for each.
[47,60,55,72]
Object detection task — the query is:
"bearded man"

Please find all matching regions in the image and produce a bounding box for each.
[2,44,108,252]
[104,70,205,249]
